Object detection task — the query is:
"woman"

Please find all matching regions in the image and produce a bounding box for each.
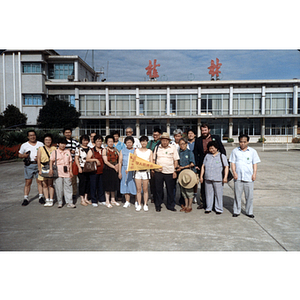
[134,136,152,211]
[102,135,120,208]
[86,134,105,207]
[37,133,56,207]
[75,134,92,206]
[119,136,137,208]
[200,141,229,214]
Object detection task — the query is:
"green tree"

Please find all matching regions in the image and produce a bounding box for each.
[2,105,27,128]
[37,99,81,129]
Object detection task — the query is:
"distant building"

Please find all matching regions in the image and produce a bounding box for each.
[1,49,299,142]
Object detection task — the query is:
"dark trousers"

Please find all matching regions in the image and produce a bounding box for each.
[90,173,105,203]
[78,172,90,196]
[150,172,157,202]
[200,180,207,208]
[155,172,176,210]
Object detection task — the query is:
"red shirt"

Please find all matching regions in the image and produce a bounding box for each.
[92,148,104,174]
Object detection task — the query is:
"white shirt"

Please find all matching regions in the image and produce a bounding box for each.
[19,141,44,161]
[133,137,141,149]
[229,146,261,182]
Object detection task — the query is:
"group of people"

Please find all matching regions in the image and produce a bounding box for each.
[18,123,261,217]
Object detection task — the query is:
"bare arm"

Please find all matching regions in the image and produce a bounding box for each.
[252,164,257,181]
[37,148,42,174]
[200,164,205,183]
[231,162,238,180]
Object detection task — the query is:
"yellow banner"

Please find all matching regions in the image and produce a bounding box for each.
[127,153,162,171]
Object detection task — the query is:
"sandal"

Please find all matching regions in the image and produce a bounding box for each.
[106,203,113,208]
[111,201,120,206]
[81,201,88,206]
[85,200,92,205]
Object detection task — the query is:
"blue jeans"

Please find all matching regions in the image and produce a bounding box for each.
[90,173,105,203]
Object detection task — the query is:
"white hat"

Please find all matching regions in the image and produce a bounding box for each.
[178,169,198,189]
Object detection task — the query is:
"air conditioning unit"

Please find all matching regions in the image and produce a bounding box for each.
[68,75,74,81]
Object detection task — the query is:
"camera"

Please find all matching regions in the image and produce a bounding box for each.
[63,166,68,173]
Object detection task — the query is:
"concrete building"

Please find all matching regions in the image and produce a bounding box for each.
[1,50,299,142]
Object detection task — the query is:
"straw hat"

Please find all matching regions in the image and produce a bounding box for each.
[159,132,171,140]
[178,169,198,189]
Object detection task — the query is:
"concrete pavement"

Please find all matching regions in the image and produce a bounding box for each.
[0,145,299,251]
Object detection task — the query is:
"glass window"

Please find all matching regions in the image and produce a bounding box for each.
[23,94,43,105]
[48,95,76,107]
[139,94,167,116]
[109,95,136,116]
[199,118,229,140]
[22,63,42,73]
[170,94,197,116]
[232,118,261,136]
[48,63,74,79]
[140,120,167,137]
[265,93,293,115]
[80,119,107,136]
[233,94,261,115]
[79,95,106,116]
[201,94,229,115]
[265,118,293,135]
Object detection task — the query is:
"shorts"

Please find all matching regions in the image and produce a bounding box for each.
[24,164,39,180]
[180,186,194,199]
[134,170,150,180]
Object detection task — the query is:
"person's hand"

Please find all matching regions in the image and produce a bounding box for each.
[173,172,177,179]
[200,177,203,183]
[115,165,119,172]
[70,171,73,179]
[233,172,238,180]
[125,170,128,174]
[38,170,42,176]
[118,173,122,180]
[195,166,200,170]
[49,170,53,176]
[71,150,75,154]
[223,177,228,183]
[252,174,256,181]
[96,159,101,166]
[78,166,83,173]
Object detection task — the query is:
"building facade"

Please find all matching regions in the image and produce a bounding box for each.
[1,50,300,142]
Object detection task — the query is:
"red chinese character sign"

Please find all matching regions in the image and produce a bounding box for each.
[145,59,160,80]
[208,58,222,80]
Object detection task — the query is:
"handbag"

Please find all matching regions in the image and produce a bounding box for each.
[41,148,58,178]
[72,161,79,176]
[82,148,97,172]
[220,153,233,182]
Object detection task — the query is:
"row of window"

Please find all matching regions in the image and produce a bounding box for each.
[79,118,295,138]
[78,93,299,116]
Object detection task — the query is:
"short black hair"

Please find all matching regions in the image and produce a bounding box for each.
[80,134,89,144]
[27,130,36,136]
[43,133,53,141]
[94,134,103,142]
[179,138,187,144]
[139,135,149,142]
[112,130,120,136]
[238,134,250,142]
[57,137,68,145]
[124,136,134,144]
[63,128,73,134]
[187,128,195,135]
[207,140,219,150]
[105,135,114,144]
[153,127,162,134]
[200,123,210,130]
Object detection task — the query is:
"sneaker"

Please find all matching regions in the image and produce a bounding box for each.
[39,196,45,204]
[22,199,29,206]
[193,196,197,204]
[136,204,142,212]
[92,203,98,207]
[44,199,51,207]
[143,205,148,211]
[135,201,138,209]
[67,203,76,208]
[123,201,130,208]
[48,200,53,207]
[99,201,106,205]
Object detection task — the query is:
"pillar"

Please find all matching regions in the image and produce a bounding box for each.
[197,118,201,137]
[293,118,298,138]
[293,85,298,114]
[229,118,233,139]
[105,87,109,115]
[166,86,170,115]
[136,119,140,137]
[198,86,201,115]
[261,117,265,140]
[166,118,170,135]
[261,85,265,115]
[106,119,110,136]
[136,87,139,115]
[229,85,233,115]
[74,60,79,82]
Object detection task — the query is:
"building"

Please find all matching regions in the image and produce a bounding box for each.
[1,50,299,142]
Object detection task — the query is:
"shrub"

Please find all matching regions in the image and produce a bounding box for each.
[292,137,300,143]
[0,144,21,161]
[258,137,266,143]
[227,138,234,143]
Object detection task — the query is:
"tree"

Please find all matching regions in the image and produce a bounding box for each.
[37,98,81,129]
[2,105,27,128]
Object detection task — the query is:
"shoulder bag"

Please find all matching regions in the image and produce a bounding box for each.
[82,148,97,172]
[41,148,58,178]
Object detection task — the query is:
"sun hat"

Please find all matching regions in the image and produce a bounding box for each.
[178,169,198,189]
[159,132,171,140]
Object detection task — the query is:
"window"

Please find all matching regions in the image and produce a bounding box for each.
[265,118,293,135]
[201,94,229,115]
[170,94,197,116]
[48,95,75,107]
[79,95,106,116]
[109,95,136,116]
[233,119,261,136]
[22,63,42,73]
[233,94,261,115]
[48,63,74,79]
[23,94,43,105]
[139,94,167,116]
[265,93,293,115]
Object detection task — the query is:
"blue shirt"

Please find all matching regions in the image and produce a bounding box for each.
[114,141,125,152]
[229,146,261,182]
[179,148,196,172]
[188,141,195,152]
[203,152,228,181]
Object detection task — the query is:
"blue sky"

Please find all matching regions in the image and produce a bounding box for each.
[57,49,300,82]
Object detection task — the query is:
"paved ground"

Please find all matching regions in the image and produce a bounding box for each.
[0,145,300,251]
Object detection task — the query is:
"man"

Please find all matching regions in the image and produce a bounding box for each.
[63,128,80,200]
[194,123,226,209]
[125,127,141,148]
[229,134,260,218]
[112,130,125,152]
[147,127,162,203]
[153,132,179,212]
[187,128,196,152]
[18,130,44,206]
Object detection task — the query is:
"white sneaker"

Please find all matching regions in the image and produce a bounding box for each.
[143,204,148,211]
[136,204,142,211]
[99,202,106,205]
[44,199,51,207]
[135,201,138,209]
[92,203,98,207]
[123,201,131,208]
[193,196,197,203]
[48,200,53,207]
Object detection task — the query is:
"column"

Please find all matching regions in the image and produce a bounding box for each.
[136,87,139,115]
[198,86,201,115]
[75,87,79,111]
[229,118,233,139]
[261,117,265,140]
[166,86,170,115]
[74,60,79,82]
[261,85,266,115]
[136,119,140,137]
[105,87,109,115]
[18,52,22,111]
[293,118,298,138]
[293,85,298,114]
[197,118,201,137]
[166,118,170,135]
[229,85,233,115]
[106,119,110,136]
